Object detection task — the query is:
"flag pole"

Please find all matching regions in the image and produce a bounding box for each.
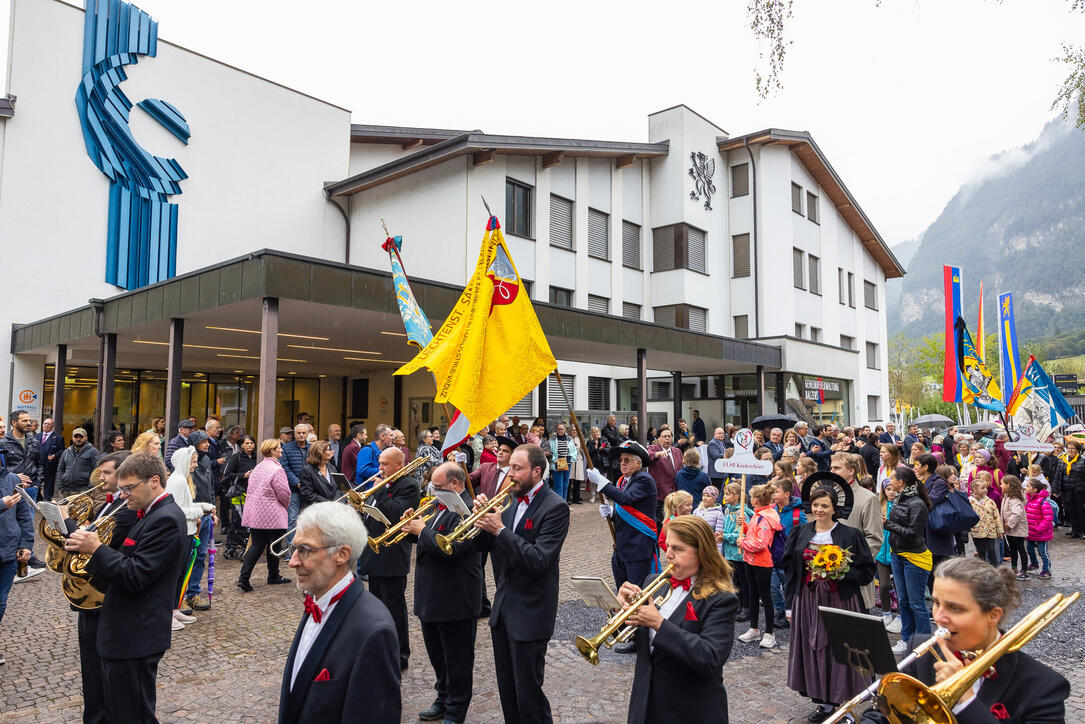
[553,369,616,545]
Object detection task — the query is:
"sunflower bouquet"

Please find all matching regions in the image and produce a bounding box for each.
[807,544,854,582]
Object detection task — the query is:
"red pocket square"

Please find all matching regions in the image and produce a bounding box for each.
[524,519,533,530]
[989,703,1009,720]
[314,668,331,682]
[122,537,136,547]
[684,601,698,621]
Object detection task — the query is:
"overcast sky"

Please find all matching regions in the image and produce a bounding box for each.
[128,0,1085,248]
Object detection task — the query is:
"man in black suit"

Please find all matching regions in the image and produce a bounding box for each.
[38,417,63,501]
[471,443,570,724]
[279,501,400,724]
[66,451,138,724]
[64,452,187,723]
[358,446,420,671]
[401,462,482,723]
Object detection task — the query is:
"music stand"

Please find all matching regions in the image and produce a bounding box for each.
[819,606,899,679]
[331,472,351,494]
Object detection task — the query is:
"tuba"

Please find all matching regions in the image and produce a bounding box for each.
[574,563,676,665]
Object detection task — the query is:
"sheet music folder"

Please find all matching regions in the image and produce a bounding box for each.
[818,606,898,678]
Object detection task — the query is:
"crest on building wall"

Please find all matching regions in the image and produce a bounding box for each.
[688,151,716,211]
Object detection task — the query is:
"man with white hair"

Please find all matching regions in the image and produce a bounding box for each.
[279,502,400,724]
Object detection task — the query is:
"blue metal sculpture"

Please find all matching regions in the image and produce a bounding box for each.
[75,0,190,290]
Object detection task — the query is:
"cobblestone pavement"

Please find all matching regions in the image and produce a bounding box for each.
[1,505,1082,722]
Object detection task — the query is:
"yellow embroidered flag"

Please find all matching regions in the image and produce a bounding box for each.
[395,216,556,436]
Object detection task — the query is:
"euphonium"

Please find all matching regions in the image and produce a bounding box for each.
[368,497,438,552]
[433,481,516,555]
[62,508,123,611]
[574,563,677,666]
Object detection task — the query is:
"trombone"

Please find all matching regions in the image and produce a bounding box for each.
[433,480,516,555]
[269,455,427,558]
[574,563,676,666]
[368,497,438,552]
[826,591,1079,724]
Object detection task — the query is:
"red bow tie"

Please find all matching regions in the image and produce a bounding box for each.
[670,577,692,591]
[106,494,114,504]
[436,503,447,512]
[137,510,145,519]
[304,581,353,624]
[518,495,530,505]
[953,650,998,680]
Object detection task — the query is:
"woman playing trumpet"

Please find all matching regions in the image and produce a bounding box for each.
[618,514,738,724]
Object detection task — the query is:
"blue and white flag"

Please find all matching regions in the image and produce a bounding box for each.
[1023,358,1078,428]
[382,236,434,349]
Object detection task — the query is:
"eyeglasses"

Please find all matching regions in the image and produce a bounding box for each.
[285,543,338,562]
[117,478,148,496]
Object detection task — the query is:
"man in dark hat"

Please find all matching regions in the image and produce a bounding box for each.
[585,439,658,653]
[164,419,195,472]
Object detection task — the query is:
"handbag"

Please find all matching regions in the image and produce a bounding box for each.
[555,456,569,472]
[929,487,980,534]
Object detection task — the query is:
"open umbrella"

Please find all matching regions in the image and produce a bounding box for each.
[959,422,1002,434]
[749,414,799,430]
[908,414,955,428]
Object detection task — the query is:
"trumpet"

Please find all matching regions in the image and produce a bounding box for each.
[574,563,676,665]
[269,455,428,558]
[368,497,438,552]
[433,481,516,555]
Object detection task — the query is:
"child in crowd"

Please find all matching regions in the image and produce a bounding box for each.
[794,456,817,484]
[968,478,1003,567]
[693,485,725,552]
[1000,476,1029,579]
[1025,477,1054,579]
[658,490,694,551]
[721,483,753,622]
[877,479,900,633]
[737,484,783,649]
[770,477,806,629]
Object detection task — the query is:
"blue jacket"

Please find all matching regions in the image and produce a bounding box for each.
[706,438,729,481]
[280,440,308,492]
[675,466,709,502]
[0,468,34,563]
[805,437,833,471]
[775,496,807,538]
[355,442,382,488]
[163,433,190,472]
[720,503,754,562]
[600,469,658,562]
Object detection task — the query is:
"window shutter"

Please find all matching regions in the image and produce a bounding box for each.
[653,226,675,271]
[808,255,820,295]
[807,192,819,223]
[864,281,878,310]
[688,306,707,333]
[587,294,609,314]
[810,327,821,343]
[848,272,855,307]
[622,221,641,269]
[791,183,803,215]
[732,233,750,278]
[866,342,879,369]
[588,377,610,410]
[793,248,805,289]
[733,314,749,339]
[867,395,880,421]
[687,226,706,273]
[731,164,749,197]
[650,380,672,400]
[840,334,855,350]
[547,373,575,405]
[654,305,676,328]
[587,208,609,259]
[622,302,641,320]
[838,268,846,304]
[549,195,573,250]
[506,390,534,417]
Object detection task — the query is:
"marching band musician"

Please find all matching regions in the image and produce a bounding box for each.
[400,462,482,723]
[279,502,401,724]
[470,434,518,616]
[64,452,187,723]
[586,440,658,654]
[66,451,139,724]
[357,446,420,672]
[469,443,570,724]
[618,515,739,724]
[860,557,1069,724]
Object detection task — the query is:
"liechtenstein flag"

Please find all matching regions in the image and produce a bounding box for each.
[942,266,964,403]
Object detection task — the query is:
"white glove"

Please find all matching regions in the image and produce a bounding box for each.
[598,504,613,519]
[586,468,609,490]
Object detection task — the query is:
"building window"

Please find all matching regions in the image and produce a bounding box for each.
[653,225,675,272]
[687,226,706,274]
[652,223,707,274]
[734,314,749,339]
[649,380,672,401]
[622,302,641,320]
[866,341,880,369]
[622,220,641,269]
[587,294,609,314]
[588,377,610,410]
[838,268,847,305]
[793,248,805,289]
[791,182,803,215]
[522,279,534,297]
[654,305,677,328]
[688,305,707,332]
[549,286,573,307]
[587,208,609,260]
[547,373,575,406]
[847,272,855,307]
[549,194,573,250]
[506,179,532,238]
[506,390,533,417]
[653,304,706,332]
[807,191,819,224]
[840,334,855,351]
[795,323,806,338]
[731,163,749,197]
[732,233,750,278]
[864,280,878,310]
[808,254,821,295]
[867,395,881,422]
[810,326,821,343]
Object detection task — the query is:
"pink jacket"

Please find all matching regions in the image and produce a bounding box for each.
[241,458,291,530]
[738,505,782,568]
[1025,489,1054,542]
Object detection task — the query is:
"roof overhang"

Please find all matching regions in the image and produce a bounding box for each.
[718,129,905,280]
[350,124,477,146]
[326,133,669,197]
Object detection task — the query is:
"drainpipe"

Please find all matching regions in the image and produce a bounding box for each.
[325,190,351,265]
[90,299,105,447]
[744,138,760,338]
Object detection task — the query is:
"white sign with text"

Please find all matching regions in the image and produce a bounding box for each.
[714,428,774,475]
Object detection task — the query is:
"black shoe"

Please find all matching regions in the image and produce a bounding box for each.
[774,613,790,629]
[267,576,291,585]
[418,703,446,721]
[736,608,750,623]
[400,658,409,672]
[613,641,637,654]
[28,556,47,569]
[236,580,253,592]
[807,705,833,723]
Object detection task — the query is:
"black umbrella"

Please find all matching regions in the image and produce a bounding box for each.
[959,421,1002,433]
[908,414,955,428]
[749,414,799,430]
